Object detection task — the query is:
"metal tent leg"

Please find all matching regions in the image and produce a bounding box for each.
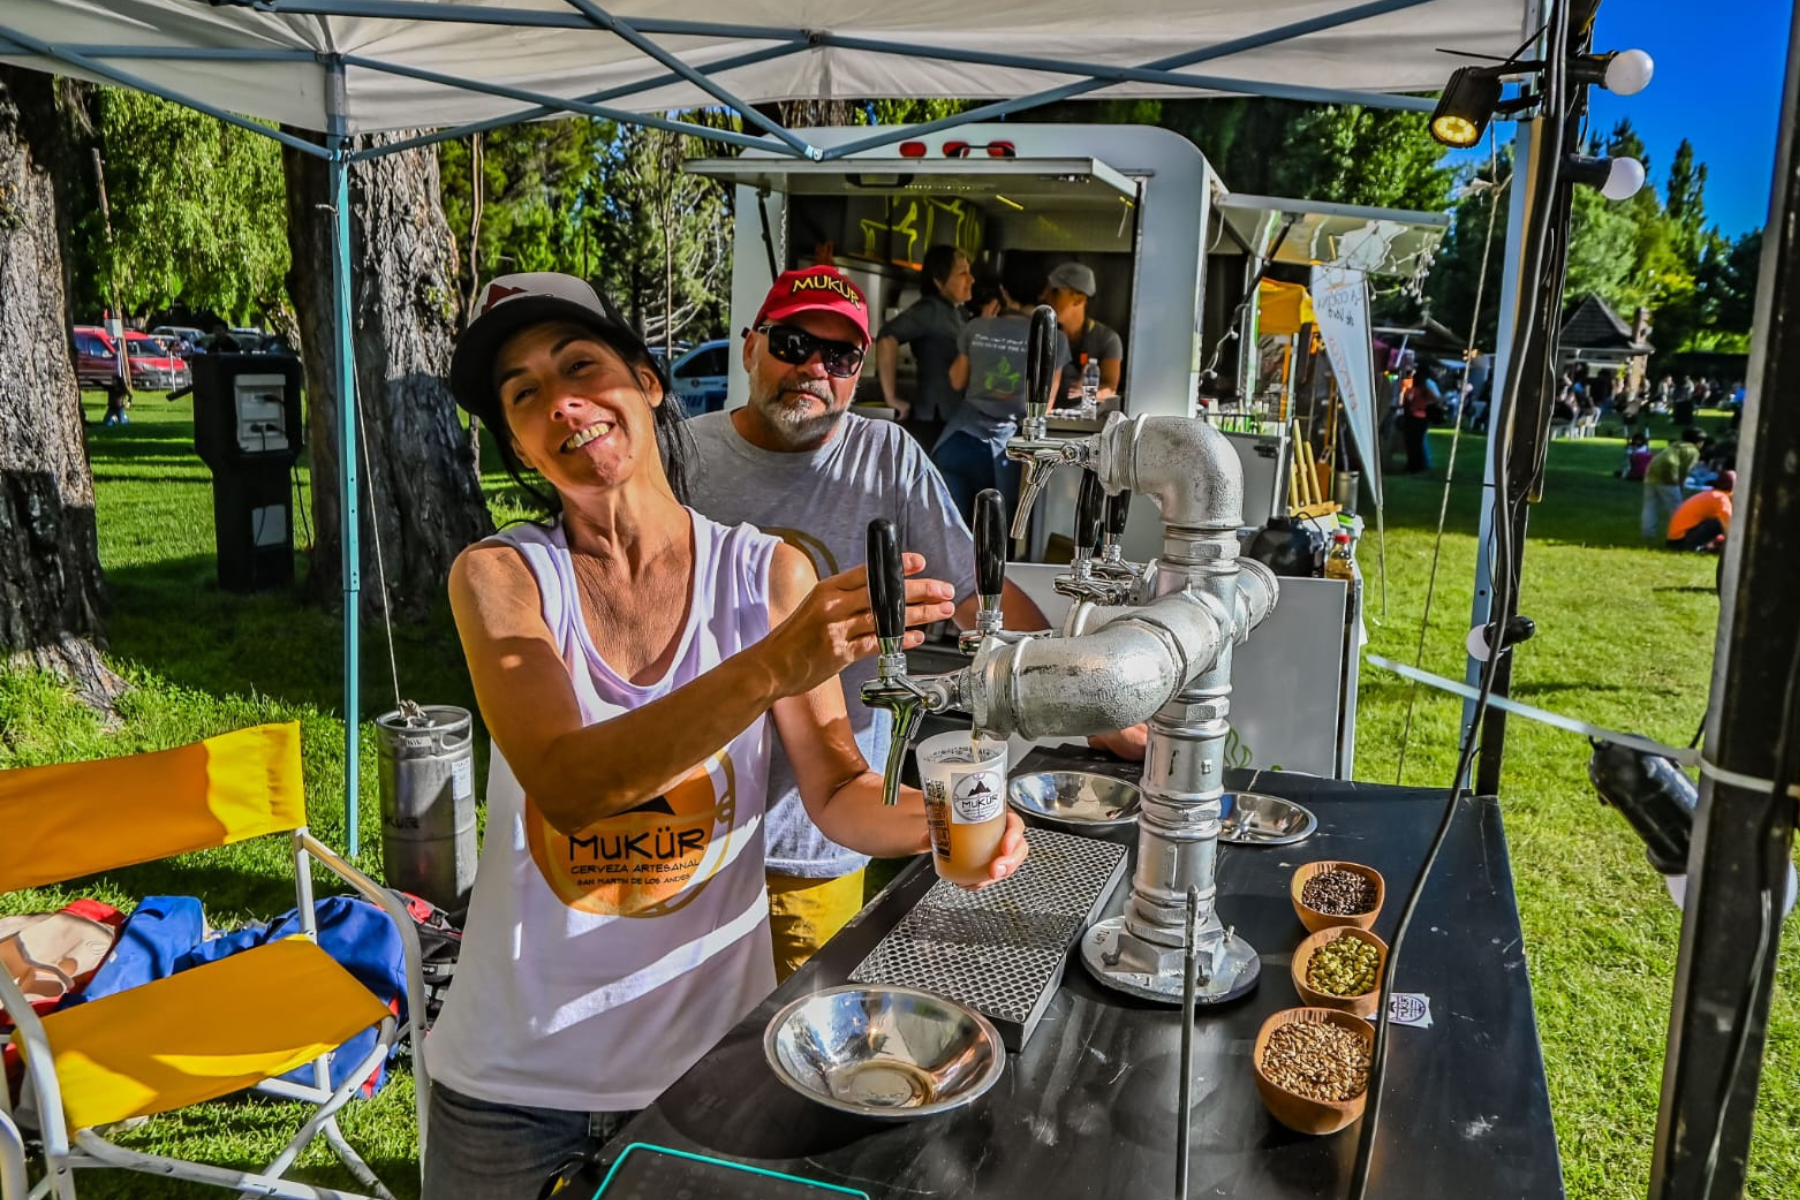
[327,60,362,856]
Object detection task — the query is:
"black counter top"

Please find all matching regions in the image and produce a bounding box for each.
[582,761,1564,1200]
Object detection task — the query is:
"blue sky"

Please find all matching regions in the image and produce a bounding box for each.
[1449,1,1790,236]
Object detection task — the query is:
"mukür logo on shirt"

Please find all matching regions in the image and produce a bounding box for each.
[525,750,742,917]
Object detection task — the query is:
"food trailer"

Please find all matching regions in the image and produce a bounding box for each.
[691,125,1448,779]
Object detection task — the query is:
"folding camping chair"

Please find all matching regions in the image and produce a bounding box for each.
[0,722,428,1200]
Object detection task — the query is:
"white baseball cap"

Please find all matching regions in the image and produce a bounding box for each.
[449,273,637,423]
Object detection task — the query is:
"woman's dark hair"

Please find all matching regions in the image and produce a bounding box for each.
[967,272,1003,319]
[921,244,966,295]
[999,258,1046,310]
[489,321,694,524]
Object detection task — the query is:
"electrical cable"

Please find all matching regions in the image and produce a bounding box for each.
[350,371,406,714]
[1395,127,1510,784]
[1348,9,1572,1195]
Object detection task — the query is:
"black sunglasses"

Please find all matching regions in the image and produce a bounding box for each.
[757,324,865,378]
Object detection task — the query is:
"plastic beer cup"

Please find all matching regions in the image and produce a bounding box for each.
[914,729,1009,886]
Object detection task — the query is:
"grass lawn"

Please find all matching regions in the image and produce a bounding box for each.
[2,395,1793,1198]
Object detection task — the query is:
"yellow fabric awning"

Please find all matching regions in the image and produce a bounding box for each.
[1258,279,1315,336]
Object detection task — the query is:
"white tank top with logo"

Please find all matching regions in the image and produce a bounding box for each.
[426,511,781,1113]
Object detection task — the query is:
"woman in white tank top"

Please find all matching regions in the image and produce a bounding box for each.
[428,273,1026,1200]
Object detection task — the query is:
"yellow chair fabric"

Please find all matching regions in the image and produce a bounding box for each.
[0,723,306,891]
[19,937,390,1132]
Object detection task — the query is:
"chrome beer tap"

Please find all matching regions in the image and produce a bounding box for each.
[1005,306,1090,542]
[1092,488,1147,595]
[958,488,1029,656]
[859,518,962,806]
[1055,472,1133,611]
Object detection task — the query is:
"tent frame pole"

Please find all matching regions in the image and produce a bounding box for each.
[345,41,810,163]
[326,57,363,857]
[1461,118,1538,753]
[0,23,330,158]
[1650,12,1800,1192]
[227,0,808,39]
[809,34,1436,114]
[816,0,1437,160]
[338,53,800,158]
[560,0,820,158]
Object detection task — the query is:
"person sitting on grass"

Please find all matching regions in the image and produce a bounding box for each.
[100,374,132,427]
[1640,428,1706,541]
[1666,470,1734,553]
[1619,432,1653,482]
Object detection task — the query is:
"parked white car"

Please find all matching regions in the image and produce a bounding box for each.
[668,340,730,416]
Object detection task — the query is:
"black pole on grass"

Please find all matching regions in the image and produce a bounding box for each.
[1649,13,1800,1197]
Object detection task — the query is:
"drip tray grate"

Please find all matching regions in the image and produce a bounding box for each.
[849,828,1127,1050]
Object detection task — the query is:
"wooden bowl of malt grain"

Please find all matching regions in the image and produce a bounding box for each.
[1251,1007,1373,1135]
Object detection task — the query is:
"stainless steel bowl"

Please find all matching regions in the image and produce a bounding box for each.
[763,985,1005,1119]
[1007,770,1142,830]
[1219,791,1317,846]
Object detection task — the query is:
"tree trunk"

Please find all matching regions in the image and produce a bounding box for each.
[282,131,492,623]
[0,67,124,709]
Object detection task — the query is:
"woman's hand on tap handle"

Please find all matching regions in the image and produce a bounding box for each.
[762,552,954,698]
[1087,724,1149,762]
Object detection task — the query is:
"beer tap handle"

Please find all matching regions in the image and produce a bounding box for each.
[1103,487,1132,548]
[961,489,1008,654]
[1074,471,1105,561]
[1008,306,1077,542]
[866,518,905,652]
[1026,305,1058,429]
[975,488,1007,601]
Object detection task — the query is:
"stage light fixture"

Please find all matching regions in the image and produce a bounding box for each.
[1429,67,1505,148]
[1566,154,1647,201]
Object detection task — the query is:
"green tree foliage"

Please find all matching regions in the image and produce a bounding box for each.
[439,117,615,311]
[70,88,289,324]
[1429,120,1759,360]
[1423,155,1510,347]
[1061,97,1451,211]
[596,125,733,354]
[437,116,733,349]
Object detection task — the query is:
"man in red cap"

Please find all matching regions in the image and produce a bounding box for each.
[684,265,1048,979]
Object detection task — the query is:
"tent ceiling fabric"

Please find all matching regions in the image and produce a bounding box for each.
[2,0,1538,136]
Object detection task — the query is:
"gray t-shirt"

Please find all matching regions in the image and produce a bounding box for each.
[879,293,966,423]
[946,313,1072,447]
[1067,319,1125,393]
[684,410,979,879]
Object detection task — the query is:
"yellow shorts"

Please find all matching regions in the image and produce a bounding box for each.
[765,869,866,983]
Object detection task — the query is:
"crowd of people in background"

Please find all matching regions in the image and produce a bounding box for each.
[1387,355,1744,557]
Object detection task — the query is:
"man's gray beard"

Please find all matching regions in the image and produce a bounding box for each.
[754,387,845,448]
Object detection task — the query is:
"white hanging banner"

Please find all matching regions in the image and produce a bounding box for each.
[1310,265,1383,507]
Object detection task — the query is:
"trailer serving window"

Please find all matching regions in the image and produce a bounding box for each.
[689,156,1144,391]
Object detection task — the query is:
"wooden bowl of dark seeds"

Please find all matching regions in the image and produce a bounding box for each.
[1290,860,1385,933]
[1252,1007,1374,1135]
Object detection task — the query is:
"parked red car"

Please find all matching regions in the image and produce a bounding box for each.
[72,325,123,389]
[121,330,191,391]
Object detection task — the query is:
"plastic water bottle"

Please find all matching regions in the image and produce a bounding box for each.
[1081,359,1100,419]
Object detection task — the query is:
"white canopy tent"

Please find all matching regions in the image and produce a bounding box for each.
[0,0,1538,850]
[3,1,1537,139]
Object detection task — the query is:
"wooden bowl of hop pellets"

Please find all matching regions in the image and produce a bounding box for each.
[1291,926,1389,1019]
[1252,1007,1375,1135]
[1290,860,1385,932]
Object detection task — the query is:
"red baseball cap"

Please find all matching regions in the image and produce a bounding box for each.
[753,266,870,345]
